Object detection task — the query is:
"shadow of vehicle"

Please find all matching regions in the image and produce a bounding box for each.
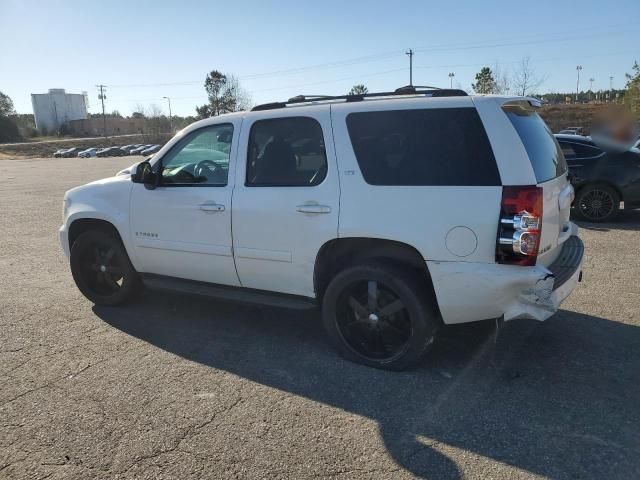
[572,207,640,232]
[94,293,640,479]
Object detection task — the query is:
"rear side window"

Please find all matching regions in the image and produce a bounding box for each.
[346,108,500,186]
[246,117,327,187]
[559,141,603,160]
[503,104,567,183]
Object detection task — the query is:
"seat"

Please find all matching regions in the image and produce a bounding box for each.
[254,137,299,185]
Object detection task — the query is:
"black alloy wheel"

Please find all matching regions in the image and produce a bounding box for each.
[335,279,412,362]
[575,184,619,222]
[70,230,140,305]
[322,263,439,370]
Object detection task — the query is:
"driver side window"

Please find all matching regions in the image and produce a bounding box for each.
[160,124,233,186]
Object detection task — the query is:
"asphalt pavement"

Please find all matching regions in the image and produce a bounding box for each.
[1,156,638,479]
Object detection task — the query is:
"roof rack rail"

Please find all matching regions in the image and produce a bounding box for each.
[251,86,467,111]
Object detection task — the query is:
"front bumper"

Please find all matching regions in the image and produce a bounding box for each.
[59,225,70,258]
[427,234,584,324]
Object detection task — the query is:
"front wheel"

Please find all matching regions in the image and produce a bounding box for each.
[70,230,140,306]
[574,184,620,222]
[322,263,440,370]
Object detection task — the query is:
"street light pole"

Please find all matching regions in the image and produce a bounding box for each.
[162,96,172,132]
[575,65,582,102]
[448,72,455,88]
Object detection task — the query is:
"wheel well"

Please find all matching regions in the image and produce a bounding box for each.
[68,218,123,250]
[575,181,624,202]
[314,237,438,304]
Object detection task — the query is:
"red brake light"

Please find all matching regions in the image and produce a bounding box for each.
[496,186,543,266]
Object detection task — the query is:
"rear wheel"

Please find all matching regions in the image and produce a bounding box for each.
[322,263,439,370]
[70,230,140,306]
[574,184,620,222]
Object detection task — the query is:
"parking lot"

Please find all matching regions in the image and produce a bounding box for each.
[1,155,638,479]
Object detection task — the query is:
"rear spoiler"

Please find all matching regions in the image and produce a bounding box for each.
[501,98,542,110]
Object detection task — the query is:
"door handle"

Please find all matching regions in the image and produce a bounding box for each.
[198,202,225,212]
[296,204,331,214]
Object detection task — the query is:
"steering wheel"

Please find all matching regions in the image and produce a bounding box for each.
[194,160,221,181]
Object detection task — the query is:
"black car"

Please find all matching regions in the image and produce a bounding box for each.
[61,147,83,158]
[555,134,640,222]
[53,148,70,158]
[120,144,142,154]
[96,147,127,157]
[140,144,161,156]
[129,144,152,155]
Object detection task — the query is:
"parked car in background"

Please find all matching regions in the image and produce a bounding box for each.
[78,148,99,158]
[60,90,583,370]
[62,147,83,158]
[558,127,585,135]
[140,144,161,156]
[96,147,127,157]
[121,144,142,154]
[53,148,70,158]
[129,145,153,155]
[555,133,640,222]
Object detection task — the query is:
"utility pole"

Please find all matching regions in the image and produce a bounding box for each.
[96,84,107,138]
[589,78,594,101]
[163,96,172,132]
[448,72,455,88]
[405,49,414,86]
[575,65,582,102]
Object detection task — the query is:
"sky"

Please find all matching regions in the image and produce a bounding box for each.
[1,0,638,117]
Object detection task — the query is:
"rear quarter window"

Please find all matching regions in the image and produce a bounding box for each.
[502,104,567,183]
[345,108,500,186]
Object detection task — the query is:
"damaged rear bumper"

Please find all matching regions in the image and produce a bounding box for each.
[427,235,584,325]
[506,235,584,321]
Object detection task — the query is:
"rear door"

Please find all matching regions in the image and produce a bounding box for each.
[501,101,571,267]
[231,106,340,297]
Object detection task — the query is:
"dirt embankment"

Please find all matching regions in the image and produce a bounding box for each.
[0,133,172,159]
[539,103,610,134]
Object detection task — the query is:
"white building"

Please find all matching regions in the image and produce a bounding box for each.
[31,89,88,133]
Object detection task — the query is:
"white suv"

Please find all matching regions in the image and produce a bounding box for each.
[59,87,584,370]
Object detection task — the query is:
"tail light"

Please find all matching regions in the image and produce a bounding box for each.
[496,186,543,266]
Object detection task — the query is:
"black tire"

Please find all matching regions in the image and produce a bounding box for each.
[70,230,140,306]
[322,263,440,371]
[574,184,620,222]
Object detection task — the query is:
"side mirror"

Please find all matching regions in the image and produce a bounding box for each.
[131,160,158,189]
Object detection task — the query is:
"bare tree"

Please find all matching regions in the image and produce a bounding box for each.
[492,63,511,94]
[512,56,545,96]
[226,74,252,111]
[148,104,163,118]
[147,103,168,136]
[133,103,147,118]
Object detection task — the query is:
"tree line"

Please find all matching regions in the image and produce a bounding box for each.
[1,60,638,142]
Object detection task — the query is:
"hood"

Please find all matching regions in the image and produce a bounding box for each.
[65,173,131,200]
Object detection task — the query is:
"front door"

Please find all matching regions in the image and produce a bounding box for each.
[232,106,340,297]
[130,121,241,286]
